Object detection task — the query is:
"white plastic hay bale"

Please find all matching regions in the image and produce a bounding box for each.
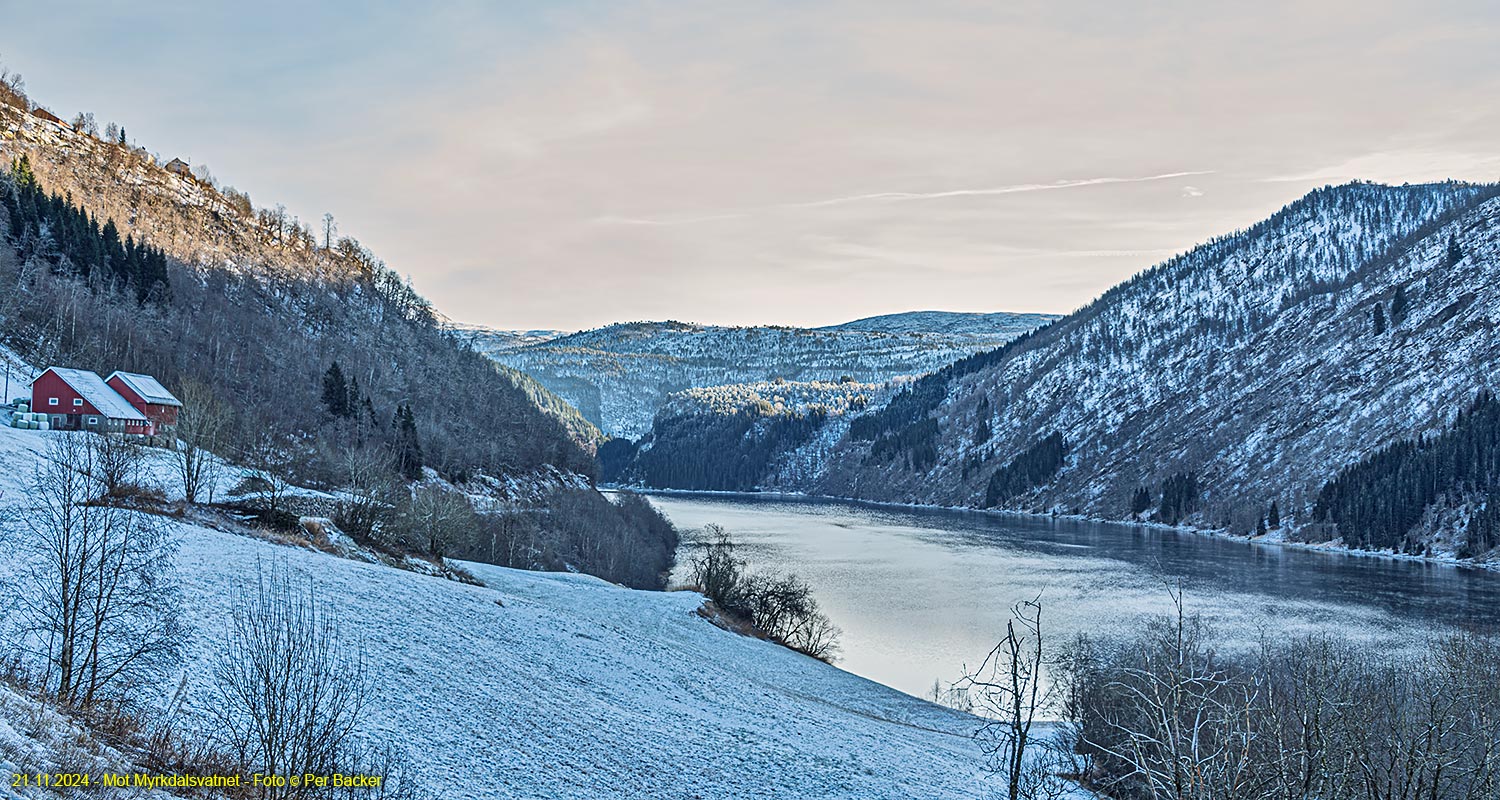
[36,420,49,431]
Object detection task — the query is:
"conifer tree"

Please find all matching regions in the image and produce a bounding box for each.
[1130,486,1152,516]
[11,154,35,189]
[392,403,423,480]
[1268,500,1280,529]
[974,399,992,445]
[1158,472,1199,525]
[1447,234,1464,267]
[1372,303,1386,335]
[321,363,349,418]
[346,374,362,418]
[1390,286,1409,327]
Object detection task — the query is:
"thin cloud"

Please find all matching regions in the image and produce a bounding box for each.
[594,212,748,226]
[597,170,1216,227]
[785,170,1216,208]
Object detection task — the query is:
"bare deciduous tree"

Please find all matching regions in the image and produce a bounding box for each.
[686,525,841,661]
[243,431,300,515]
[0,57,26,109]
[395,484,474,559]
[173,378,227,504]
[1074,589,1262,800]
[958,598,1073,800]
[10,433,181,708]
[332,445,397,542]
[1062,590,1500,800]
[69,111,97,137]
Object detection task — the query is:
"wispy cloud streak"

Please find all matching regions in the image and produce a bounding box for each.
[596,170,1215,226]
[784,170,1215,208]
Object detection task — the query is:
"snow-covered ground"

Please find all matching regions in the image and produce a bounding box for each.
[0,419,1050,799]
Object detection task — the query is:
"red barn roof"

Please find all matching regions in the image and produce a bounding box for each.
[106,371,182,407]
[32,367,147,421]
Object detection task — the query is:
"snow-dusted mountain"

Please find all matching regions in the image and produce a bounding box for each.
[463,314,1056,438]
[446,322,567,352]
[820,310,1057,336]
[810,181,1500,543]
[608,180,1500,561]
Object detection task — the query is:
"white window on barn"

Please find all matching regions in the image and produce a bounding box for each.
[73,398,83,407]
[48,397,58,406]
[87,417,98,425]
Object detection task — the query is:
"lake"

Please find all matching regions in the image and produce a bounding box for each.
[644,492,1500,699]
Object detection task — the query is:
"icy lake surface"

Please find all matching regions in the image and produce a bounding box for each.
[647,492,1500,699]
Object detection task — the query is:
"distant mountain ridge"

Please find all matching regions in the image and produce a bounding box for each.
[457,312,1059,438]
[819,310,1058,336]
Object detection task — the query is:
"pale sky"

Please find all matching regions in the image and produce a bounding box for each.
[4,1,1498,330]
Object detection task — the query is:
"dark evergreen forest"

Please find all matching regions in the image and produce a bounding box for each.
[983,432,1067,507]
[603,406,827,491]
[2,155,170,300]
[1315,392,1500,555]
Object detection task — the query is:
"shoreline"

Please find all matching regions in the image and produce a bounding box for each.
[608,484,1500,575]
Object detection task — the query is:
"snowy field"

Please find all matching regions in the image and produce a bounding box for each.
[0,417,1047,799]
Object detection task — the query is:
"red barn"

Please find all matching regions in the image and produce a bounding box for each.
[106,371,182,434]
[30,367,150,434]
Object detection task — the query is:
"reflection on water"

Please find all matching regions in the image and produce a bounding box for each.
[645,492,1500,699]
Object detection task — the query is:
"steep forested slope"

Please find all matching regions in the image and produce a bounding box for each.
[0,94,670,586]
[814,181,1500,555]
[472,314,1054,438]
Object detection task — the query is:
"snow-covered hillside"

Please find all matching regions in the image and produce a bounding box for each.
[464,314,1055,438]
[0,420,1002,799]
[812,181,1500,545]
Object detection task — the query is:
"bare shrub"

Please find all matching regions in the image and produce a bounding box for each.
[1062,592,1500,800]
[209,564,369,799]
[687,525,841,662]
